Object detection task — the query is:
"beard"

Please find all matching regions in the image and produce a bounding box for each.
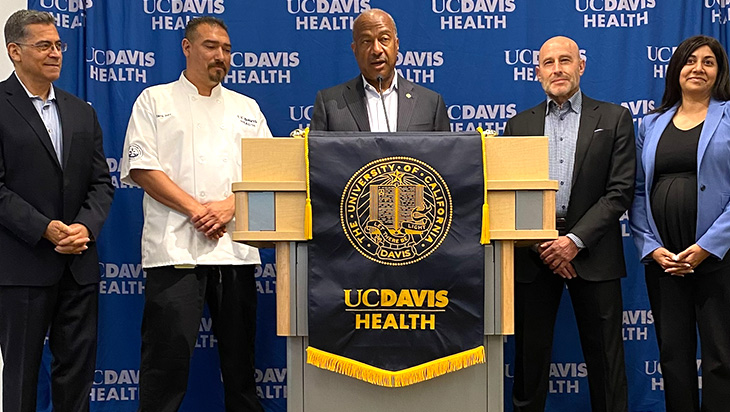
[208,64,228,83]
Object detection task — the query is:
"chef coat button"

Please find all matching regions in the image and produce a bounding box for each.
[220,124,226,130]
[199,155,206,162]
[200,191,206,198]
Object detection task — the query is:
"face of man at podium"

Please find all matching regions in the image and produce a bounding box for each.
[351,9,399,91]
[536,36,585,106]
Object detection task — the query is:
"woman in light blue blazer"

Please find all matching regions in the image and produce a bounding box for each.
[630,35,730,412]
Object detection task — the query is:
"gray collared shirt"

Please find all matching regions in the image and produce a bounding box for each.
[544,90,584,248]
[15,72,63,165]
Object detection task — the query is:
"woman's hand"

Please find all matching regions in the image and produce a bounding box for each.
[651,247,693,276]
[676,244,711,271]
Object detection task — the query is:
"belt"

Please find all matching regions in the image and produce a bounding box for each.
[556,217,567,233]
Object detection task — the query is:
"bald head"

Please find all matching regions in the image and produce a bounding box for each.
[536,36,585,105]
[539,36,580,59]
[352,9,397,41]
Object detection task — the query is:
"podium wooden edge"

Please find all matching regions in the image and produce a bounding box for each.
[276,242,292,336]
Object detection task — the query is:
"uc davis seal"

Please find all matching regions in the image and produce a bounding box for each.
[340,157,452,266]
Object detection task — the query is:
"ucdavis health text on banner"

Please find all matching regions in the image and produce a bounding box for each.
[25,0,730,410]
[306,132,485,387]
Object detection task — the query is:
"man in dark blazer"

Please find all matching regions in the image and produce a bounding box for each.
[310,8,450,132]
[504,36,635,412]
[0,10,113,412]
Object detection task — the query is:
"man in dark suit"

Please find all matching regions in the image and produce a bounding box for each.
[310,8,450,132]
[504,36,635,412]
[0,10,114,412]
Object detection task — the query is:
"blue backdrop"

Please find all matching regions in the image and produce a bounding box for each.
[24,0,730,411]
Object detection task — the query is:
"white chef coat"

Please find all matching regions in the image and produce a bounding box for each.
[120,72,273,268]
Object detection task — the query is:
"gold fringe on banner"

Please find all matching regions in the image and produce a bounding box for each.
[306,345,485,387]
[477,127,491,244]
[302,127,313,240]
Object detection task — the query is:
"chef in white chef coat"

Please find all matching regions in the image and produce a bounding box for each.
[119,16,271,412]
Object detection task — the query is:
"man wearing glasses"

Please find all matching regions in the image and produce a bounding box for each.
[0,9,114,412]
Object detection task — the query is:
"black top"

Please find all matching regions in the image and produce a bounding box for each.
[650,120,701,252]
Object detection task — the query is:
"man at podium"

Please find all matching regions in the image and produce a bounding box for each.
[310,8,450,132]
[504,36,635,412]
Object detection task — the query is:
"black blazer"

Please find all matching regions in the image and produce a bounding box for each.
[504,93,635,282]
[310,75,450,132]
[0,74,114,286]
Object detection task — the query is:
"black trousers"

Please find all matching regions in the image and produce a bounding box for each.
[0,267,98,412]
[645,260,730,412]
[138,265,263,412]
[513,268,628,412]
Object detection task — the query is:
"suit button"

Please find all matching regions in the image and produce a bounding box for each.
[700,185,706,191]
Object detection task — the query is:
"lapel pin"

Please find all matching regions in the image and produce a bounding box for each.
[406,93,412,99]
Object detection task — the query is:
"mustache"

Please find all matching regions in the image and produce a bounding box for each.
[208,61,227,70]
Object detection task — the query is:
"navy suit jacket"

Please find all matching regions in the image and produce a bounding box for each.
[309,75,450,132]
[0,74,114,286]
[504,94,636,282]
[630,98,730,261]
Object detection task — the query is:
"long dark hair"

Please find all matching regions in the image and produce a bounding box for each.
[653,35,730,113]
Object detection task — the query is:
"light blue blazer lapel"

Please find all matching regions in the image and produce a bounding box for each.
[642,106,676,197]
[697,98,724,170]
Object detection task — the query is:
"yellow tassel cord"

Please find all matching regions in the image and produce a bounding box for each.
[477,127,491,244]
[301,127,313,240]
[306,345,485,388]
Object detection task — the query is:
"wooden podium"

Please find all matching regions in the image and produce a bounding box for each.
[232,134,557,412]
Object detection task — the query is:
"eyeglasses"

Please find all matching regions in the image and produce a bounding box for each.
[14,41,68,53]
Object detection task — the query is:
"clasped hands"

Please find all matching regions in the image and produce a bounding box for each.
[190,197,234,241]
[536,236,580,279]
[651,244,710,276]
[44,221,91,254]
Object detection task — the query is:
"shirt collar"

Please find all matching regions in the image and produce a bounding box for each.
[14,71,56,102]
[545,89,582,116]
[180,71,223,98]
[362,73,398,94]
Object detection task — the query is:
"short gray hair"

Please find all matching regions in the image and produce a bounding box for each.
[4,9,56,45]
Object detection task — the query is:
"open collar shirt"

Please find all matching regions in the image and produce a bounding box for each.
[544,90,585,248]
[16,72,63,165]
[363,74,398,132]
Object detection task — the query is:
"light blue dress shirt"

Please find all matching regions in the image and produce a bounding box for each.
[15,72,63,165]
[544,90,585,248]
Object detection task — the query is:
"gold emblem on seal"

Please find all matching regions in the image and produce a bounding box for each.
[340,157,452,266]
